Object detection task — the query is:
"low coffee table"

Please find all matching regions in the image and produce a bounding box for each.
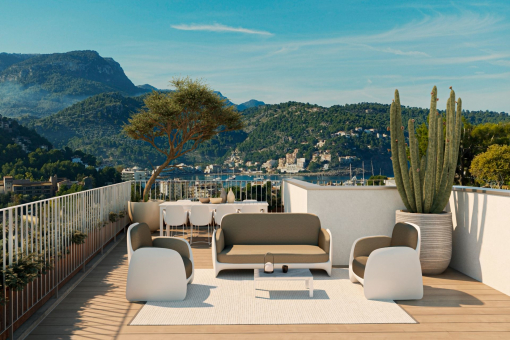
[254,268,314,297]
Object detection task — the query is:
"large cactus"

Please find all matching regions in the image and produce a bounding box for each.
[390,86,462,214]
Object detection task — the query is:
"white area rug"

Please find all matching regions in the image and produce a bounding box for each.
[130,268,416,325]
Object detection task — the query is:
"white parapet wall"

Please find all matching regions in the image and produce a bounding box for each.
[283,179,405,265]
[284,179,510,296]
[449,187,510,296]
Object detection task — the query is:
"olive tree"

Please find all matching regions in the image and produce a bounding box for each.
[123,77,243,201]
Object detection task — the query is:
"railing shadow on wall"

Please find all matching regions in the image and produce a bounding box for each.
[447,186,510,296]
[451,191,487,282]
[0,181,131,339]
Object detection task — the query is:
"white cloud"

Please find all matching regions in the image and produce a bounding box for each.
[380,47,429,57]
[171,23,273,36]
[270,12,505,52]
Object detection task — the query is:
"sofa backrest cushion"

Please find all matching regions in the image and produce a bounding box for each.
[390,222,418,249]
[130,223,153,251]
[221,213,321,246]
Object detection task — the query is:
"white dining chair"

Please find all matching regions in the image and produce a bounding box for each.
[163,206,188,237]
[189,205,213,245]
[239,205,265,213]
[213,205,238,227]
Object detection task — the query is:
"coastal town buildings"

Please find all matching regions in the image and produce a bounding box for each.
[121,167,151,181]
[0,174,90,197]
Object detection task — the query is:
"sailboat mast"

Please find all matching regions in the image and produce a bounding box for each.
[362,161,365,182]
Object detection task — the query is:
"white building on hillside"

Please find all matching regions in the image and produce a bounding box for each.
[121,167,151,182]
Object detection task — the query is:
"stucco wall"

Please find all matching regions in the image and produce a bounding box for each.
[448,187,510,296]
[283,180,309,213]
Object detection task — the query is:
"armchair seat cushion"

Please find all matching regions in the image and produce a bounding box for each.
[352,256,369,279]
[217,244,329,264]
[182,256,193,279]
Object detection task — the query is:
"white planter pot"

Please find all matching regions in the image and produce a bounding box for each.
[128,200,164,232]
[396,210,452,275]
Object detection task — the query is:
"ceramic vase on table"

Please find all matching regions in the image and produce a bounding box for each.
[220,188,227,203]
[227,189,235,203]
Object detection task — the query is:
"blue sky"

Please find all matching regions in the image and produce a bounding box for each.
[1,0,510,112]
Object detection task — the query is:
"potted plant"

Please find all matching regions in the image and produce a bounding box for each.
[124,77,243,231]
[390,86,462,274]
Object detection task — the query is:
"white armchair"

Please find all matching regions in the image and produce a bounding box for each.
[349,222,423,300]
[126,222,194,302]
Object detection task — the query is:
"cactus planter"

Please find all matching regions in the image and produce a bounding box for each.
[396,210,453,275]
[390,86,462,274]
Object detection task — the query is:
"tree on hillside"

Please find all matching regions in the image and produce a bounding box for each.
[459,121,510,184]
[123,77,243,201]
[416,120,510,185]
[470,144,510,189]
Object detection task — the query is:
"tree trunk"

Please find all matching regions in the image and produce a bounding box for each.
[143,157,172,201]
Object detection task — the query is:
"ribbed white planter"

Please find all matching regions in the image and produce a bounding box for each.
[128,200,164,232]
[396,210,452,275]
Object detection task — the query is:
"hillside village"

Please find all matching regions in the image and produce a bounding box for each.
[120,125,389,179]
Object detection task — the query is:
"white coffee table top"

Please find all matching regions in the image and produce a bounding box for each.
[254,268,313,280]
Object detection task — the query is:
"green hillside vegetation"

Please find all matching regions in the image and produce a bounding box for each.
[0,115,121,207]
[27,95,510,173]
[29,92,246,167]
[237,102,510,172]
[0,51,149,118]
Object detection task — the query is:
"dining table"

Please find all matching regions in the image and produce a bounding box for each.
[159,201,269,236]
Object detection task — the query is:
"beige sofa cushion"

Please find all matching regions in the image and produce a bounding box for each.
[391,222,418,249]
[217,244,329,264]
[318,228,330,254]
[153,237,190,259]
[181,256,193,279]
[130,223,153,251]
[221,213,321,246]
[352,256,368,279]
[215,229,225,254]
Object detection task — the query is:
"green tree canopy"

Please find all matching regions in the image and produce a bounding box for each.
[123,77,244,200]
[470,144,510,189]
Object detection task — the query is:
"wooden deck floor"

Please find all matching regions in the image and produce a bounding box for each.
[26,233,510,340]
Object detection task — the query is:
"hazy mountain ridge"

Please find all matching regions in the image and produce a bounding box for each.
[237,99,265,111]
[0,50,150,118]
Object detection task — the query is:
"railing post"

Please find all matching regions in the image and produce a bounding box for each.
[54,199,59,300]
[82,193,86,272]
[101,188,104,255]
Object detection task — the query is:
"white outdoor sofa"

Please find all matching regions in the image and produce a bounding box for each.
[349,222,423,300]
[126,222,194,301]
[212,213,332,277]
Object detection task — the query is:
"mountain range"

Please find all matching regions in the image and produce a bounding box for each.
[0,50,264,118]
[3,50,509,171]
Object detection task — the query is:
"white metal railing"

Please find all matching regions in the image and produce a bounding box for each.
[0,181,131,338]
[131,179,284,212]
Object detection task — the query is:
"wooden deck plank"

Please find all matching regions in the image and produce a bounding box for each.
[26,236,510,339]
